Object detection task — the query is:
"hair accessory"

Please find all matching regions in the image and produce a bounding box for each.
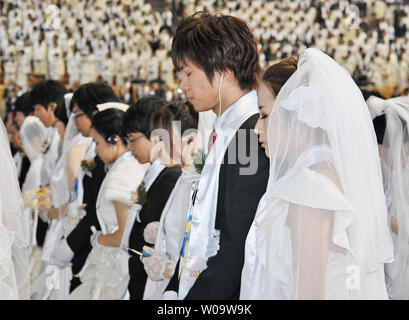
[96,102,130,112]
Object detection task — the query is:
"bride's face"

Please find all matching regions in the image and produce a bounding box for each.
[90,129,119,164]
[255,82,276,157]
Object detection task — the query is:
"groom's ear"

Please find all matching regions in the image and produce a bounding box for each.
[222,69,233,81]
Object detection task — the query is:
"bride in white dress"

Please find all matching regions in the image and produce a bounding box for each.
[69,108,148,300]
[0,118,30,299]
[19,116,48,287]
[240,48,394,300]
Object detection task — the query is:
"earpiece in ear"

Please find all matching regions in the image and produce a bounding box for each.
[107,135,118,145]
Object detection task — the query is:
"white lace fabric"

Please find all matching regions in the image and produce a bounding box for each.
[143,221,159,244]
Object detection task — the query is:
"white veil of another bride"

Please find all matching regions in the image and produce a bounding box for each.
[0,118,30,299]
[50,92,93,208]
[367,95,409,299]
[19,116,47,194]
[265,48,393,299]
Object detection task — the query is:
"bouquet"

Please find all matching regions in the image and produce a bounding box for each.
[23,186,53,210]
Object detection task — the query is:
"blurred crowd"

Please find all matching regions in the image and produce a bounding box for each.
[1,0,409,118]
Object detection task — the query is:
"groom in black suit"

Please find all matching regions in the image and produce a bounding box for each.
[164,11,269,300]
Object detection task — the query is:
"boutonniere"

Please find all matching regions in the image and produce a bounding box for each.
[41,141,50,154]
[81,159,97,173]
[131,181,147,206]
[192,149,206,174]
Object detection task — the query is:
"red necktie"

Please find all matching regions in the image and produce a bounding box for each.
[208,129,217,151]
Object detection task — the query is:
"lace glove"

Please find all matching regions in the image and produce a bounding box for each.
[141,246,176,281]
[143,221,160,244]
[49,238,74,265]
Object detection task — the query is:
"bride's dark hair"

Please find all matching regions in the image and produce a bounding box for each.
[150,101,198,134]
[92,108,126,145]
[262,57,298,96]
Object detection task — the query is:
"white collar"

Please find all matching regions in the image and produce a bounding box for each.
[143,158,166,191]
[213,90,258,132]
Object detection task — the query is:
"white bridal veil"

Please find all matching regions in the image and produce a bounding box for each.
[367,95,409,299]
[19,116,47,194]
[264,48,393,299]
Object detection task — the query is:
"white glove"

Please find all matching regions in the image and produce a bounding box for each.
[162,290,178,300]
[143,221,159,244]
[90,230,103,248]
[141,246,176,281]
[50,238,74,265]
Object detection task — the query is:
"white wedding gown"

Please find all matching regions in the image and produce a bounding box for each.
[69,151,148,300]
[240,153,389,299]
[143,170,199,300]
[240,48,393,300]
[0,119,30,299]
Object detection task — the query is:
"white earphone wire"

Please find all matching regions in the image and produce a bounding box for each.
[218,71,224,117]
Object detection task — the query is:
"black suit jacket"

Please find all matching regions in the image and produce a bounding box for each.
[127,165,182,300]
[166,113,269,300]
[18,155,30,189]
[66,155,106,292]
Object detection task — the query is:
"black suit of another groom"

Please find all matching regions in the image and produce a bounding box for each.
[66,155,106,292]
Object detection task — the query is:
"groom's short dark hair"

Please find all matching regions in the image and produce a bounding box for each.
[171,11,261,91]
[122,95,167,138]
[30,80,67,110]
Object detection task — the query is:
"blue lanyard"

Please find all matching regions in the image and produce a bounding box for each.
[69,178,78,203]
[180,188,198,258]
